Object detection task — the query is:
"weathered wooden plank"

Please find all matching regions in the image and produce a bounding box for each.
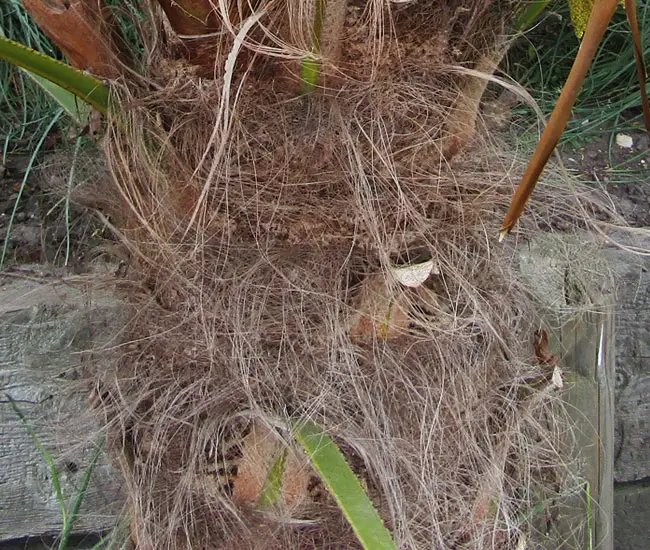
[602,241,650,482]
[0,275,126,542]
[614,480,650,550]
[519,234,614,550]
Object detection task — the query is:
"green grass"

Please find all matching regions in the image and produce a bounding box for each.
[585,480,594,550]
[508,1,650,147]
[0,108,63,270]
[0,0,65,154]
[103,0,146,69]
[0,0,116,271]
[1,2,72,272]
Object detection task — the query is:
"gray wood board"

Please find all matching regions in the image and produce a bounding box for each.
[614,480,650,550]
[520,233,650,484]
[519,234,615,550]
[604,243,650,482]
[0,276,126,541]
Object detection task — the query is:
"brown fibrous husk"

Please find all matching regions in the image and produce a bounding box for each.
[86,1,610,548]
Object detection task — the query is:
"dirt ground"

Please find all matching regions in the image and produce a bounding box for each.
[0,147,108,273]
[558,129,650,227]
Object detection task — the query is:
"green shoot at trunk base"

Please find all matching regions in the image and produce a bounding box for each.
[293,420,397,550]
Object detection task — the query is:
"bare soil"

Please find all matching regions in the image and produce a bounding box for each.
[0,149,106,273]
[558,129,650,227]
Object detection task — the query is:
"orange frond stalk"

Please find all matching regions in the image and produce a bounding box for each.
[21,0,122,78]
[155,0,221,36]
[499,0,618,240]
[623,0,650,137]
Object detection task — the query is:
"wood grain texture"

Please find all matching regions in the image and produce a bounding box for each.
[603,242,650,482]
[614,480,650,550]
[0,276,126,542]
[519,234,614,550]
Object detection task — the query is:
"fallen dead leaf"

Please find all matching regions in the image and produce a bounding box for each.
[391,259,438,288]
[616,133,634,149]
[534,330,558,367]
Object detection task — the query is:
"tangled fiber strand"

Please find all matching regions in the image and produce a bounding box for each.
[88,1,603,548]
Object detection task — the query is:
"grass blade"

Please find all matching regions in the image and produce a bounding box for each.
[293,420,396,550]
[585,481,594,550]
[624,0,650,136]
[1,108,63,270]
[6,395,68,527]
[59,441,103,550]
[500,0,618,239]
[0,35,109,113]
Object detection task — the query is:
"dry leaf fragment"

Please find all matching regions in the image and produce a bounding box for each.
[534,330,559,367]
[615,133,634,149]
[391,259,438,288]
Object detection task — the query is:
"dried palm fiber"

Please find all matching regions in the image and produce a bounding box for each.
[87,0,608,548]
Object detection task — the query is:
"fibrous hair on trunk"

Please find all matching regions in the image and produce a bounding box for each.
[84,0,610,548]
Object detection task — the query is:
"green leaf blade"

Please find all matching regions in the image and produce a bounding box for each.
[293,420,396,550]
[59,441,103,550]
[26,72,90,125]
[0,35,109,114]
[300,55,320,94]
[6,394,68,525]
[514,0,552,31]
[0,26,89,125]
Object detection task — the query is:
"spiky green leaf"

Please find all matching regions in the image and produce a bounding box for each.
[293,420,396,550]
[0,35,109,114]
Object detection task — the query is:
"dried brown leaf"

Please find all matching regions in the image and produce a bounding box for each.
[349,275,411,344]
[232,421,311,510]
[534,330,558,367]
